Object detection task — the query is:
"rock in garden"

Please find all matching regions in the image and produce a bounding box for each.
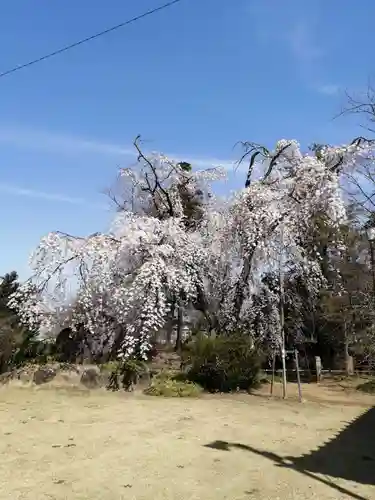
[137,369,151,388]
[80,368,101,389]
[0,372,14,385]
[33,367,57,385]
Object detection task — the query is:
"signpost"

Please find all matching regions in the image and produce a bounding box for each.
[315,356,322,383]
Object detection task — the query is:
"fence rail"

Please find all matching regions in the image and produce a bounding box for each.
[263,368,375,375]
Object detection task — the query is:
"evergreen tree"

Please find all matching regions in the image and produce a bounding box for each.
[0,271,40,372]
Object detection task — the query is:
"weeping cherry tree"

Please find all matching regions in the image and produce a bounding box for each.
[9,136,373,360]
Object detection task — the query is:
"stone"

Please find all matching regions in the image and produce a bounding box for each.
[80,368,101,389]
[33,367,57,385]
[0,371,13,385]
[18,369,34,384]
[136,369,151,389]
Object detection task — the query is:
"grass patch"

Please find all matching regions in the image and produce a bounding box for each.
[144,371,202,398]
[100,361,121,373]
[356,379,375,394]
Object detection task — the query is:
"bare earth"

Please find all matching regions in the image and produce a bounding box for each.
[0,380,374,500]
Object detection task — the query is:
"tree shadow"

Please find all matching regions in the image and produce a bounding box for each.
[205,407,375,500]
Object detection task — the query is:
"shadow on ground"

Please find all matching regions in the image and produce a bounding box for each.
[205,406,375,500]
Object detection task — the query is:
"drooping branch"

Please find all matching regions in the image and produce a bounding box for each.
[237,141,293,188]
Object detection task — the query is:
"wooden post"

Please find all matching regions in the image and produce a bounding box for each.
[344,324,354,376]
[279,224,287,399]
[315,356,322,383]
[175,305,183,353]
[270,352,276,396]
[295,349,303,403]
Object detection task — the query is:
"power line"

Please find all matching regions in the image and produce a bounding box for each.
[0,0,184,79]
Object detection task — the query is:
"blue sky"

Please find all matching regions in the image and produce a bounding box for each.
[0,0,374,279]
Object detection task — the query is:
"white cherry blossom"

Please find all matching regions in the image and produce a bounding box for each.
[9,138,374,358]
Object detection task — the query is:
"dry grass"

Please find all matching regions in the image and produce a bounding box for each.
[0,383,374,500]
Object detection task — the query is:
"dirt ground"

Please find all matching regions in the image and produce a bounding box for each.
[0,380,374,500]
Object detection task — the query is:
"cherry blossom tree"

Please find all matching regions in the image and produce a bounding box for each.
[9,136,373,360]
[204,138,373,346]
[9,137,226,360]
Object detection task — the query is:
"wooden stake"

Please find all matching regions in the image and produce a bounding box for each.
[295,349,303,403]
[270,352,276,396]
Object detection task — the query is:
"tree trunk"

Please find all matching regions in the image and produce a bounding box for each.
[344,320,354,376]
[233,250,254,320]
[167,299,176,346]
[175,305,183,353]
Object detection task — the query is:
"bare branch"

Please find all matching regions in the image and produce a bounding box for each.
[133,135,175,217]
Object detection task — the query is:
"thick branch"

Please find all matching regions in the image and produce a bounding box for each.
[133,135,175,217]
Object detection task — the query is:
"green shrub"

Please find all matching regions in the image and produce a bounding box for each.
[183,333,262,393]
[100,361,121,373]
[144,374,202,398]
[106,359,147,391]
[357,379,375,394]
[153,368,182,380]
[5,331,55,370]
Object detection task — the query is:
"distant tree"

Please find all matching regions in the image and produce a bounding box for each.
[319,218,372,372]
[0,271,22,371]
[0,271,43,372]
[0,271,19,315]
